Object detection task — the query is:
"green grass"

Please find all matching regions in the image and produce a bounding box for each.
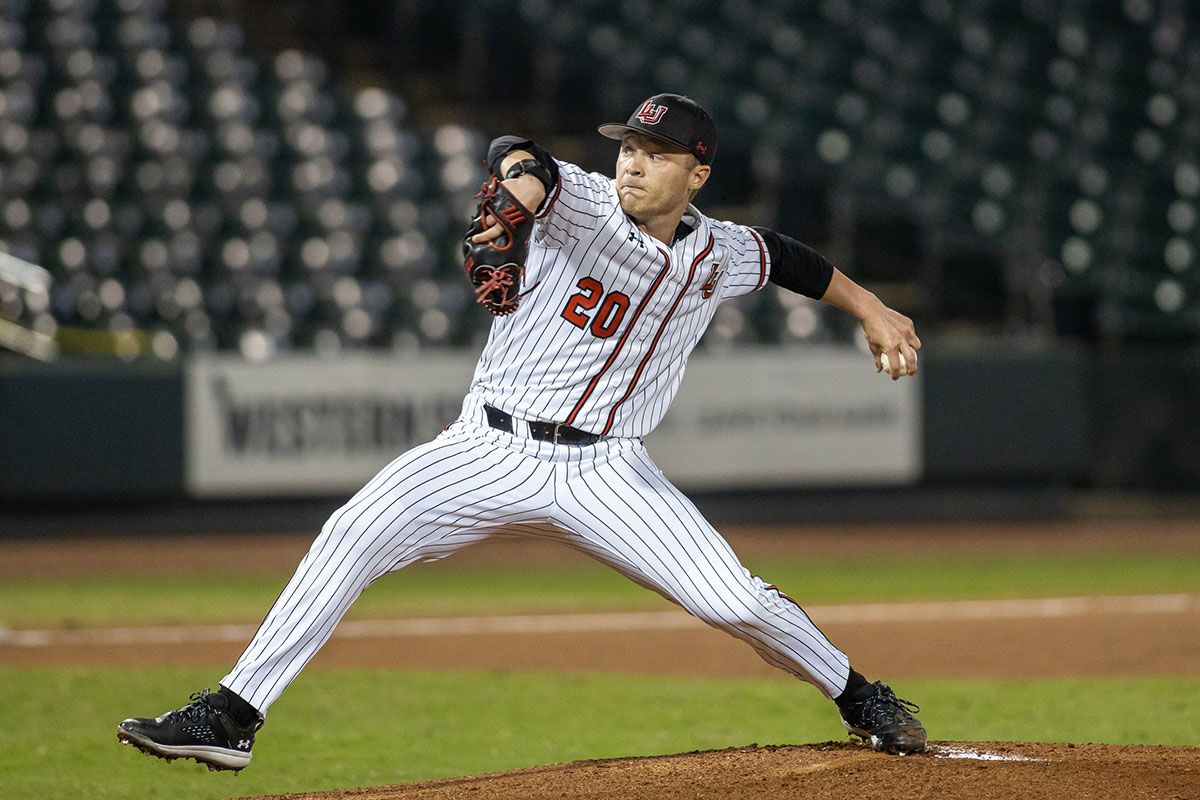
[3,551,1199,629]
[2,667,1197,800]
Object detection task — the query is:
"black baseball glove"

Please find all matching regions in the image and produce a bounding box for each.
[462,175,535,316]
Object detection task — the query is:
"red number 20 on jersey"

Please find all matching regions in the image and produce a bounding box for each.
[560,277,630,339]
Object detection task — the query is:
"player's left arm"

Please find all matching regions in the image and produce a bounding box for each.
[753,227,921,381]
[469,138,554,244]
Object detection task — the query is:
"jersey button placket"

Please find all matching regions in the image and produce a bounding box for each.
[665,239,684,285]
[636,248,672,341]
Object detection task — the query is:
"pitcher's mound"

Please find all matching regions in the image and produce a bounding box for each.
[248,741,1199,800]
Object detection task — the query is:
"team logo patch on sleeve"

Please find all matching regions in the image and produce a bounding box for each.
[700,263,723,299]
[636,101,667,125]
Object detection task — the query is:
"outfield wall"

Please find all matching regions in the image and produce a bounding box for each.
[182,348,922,497]
[6,339,1192,504]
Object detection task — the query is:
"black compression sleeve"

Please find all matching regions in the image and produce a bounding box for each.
[487,136,560,192]
[753,226,835,299]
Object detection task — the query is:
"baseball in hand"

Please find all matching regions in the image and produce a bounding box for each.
[879,353,907,374]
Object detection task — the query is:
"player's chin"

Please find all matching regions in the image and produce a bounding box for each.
[618,193,651,217]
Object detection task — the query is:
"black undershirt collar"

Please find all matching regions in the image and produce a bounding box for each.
[673,218,694,244]
[623,212,696,246]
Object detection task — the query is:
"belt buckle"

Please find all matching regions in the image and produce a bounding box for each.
[552,421,566,445]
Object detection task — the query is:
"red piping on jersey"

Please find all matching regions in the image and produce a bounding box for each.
[747,227,769,291]
[600,234,714,435]
[564,245,671,427]
[535,173,563,219]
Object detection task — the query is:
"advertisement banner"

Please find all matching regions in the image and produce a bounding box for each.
[646,347,922,487]
[185,346,921,496]
[185,354,476,496]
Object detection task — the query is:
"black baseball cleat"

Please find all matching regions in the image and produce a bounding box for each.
[117,689,262,772]
[837,681,927,755]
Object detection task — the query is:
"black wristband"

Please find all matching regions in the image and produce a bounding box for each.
[504,158,554,195]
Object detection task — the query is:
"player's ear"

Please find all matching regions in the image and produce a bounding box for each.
[689,163,711,193]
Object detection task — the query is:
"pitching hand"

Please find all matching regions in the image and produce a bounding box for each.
[858,300,921,380]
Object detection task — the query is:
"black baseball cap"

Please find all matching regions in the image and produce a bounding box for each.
[598,93,717,165]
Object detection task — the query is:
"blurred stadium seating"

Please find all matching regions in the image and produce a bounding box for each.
[0,0,1197,360]
[0,0,490,360]
[496,0,1200,341]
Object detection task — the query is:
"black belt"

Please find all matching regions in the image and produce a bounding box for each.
[484,404,603,446]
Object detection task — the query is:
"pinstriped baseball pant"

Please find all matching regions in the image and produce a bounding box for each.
[222,393,851,714]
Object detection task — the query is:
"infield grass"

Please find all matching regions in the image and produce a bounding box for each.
[2,667,1197,800]
[4,550,1200,629]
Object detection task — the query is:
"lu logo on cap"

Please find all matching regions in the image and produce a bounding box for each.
[598,93,718,165]
[635,101,667,125]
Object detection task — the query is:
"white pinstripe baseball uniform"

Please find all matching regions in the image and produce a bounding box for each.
[220,157,851,714]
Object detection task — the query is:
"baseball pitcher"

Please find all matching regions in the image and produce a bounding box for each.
[118,94,926,772]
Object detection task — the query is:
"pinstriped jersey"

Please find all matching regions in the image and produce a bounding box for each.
[470,159,772,438]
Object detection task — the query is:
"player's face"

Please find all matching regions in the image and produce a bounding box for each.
[615,133,709,221]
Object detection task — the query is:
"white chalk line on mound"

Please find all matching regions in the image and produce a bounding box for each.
[0,593,1195,648]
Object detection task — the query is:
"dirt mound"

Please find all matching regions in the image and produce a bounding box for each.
[244,741,1200,800]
